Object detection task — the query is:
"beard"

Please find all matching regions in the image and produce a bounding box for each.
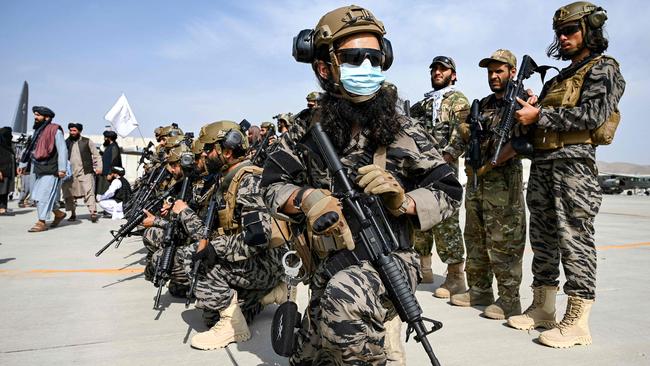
[69,134,80,141]
[205,155,224,174]
[319,86,401,152]
[103,139,111,147]
[32,119,45,130]
[431,74,452,90]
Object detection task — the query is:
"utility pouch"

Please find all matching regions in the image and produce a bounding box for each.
[271,301,302,357]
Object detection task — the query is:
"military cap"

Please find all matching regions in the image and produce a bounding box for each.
[479,49,517,68]
[429,56,456,71]
[32,106,55,118]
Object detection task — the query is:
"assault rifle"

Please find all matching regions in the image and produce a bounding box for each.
[251,128,276,167]
[491,54,538,165]
[309,123,443,366]
[185,178,221,308]
[137,141,155,171]
[153,168,194,309]
[95,185,176,257]
[465,99,484,189]
[125,165,171,220]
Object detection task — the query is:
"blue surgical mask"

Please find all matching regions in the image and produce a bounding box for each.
[339,59,386,96]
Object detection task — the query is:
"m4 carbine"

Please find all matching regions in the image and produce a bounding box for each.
[491,55,538,165]
[309,123,443,366]
[465,99,484,189]
[185,178,221,308]
[153,173,193,309]
[95,185,176,257]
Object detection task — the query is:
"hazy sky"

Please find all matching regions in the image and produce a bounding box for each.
[1,0,647,163]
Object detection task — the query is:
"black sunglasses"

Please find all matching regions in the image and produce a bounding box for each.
[336,48,383,67]
[202,142,215,153]
[556,23,581,37]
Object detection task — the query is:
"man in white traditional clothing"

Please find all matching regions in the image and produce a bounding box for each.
[62,123,102,222]
[96,166,131,220]
[18,106,68,232]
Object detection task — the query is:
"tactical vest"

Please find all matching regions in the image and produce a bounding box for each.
[215,162,290,248]
[66,137,94,174]
[532,55,621,150]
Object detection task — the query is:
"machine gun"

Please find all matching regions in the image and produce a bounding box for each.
[185,178,221,308]
[491,54,538,165]
[465,99,484,189]
[308,123,443,366]
[95,185,176,257]
[137,141,155,171]
[152,155,195,309]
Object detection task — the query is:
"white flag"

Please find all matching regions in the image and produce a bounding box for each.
[104,93,138,137]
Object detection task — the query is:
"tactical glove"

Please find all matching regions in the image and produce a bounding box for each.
[192,243,218,269]
[300,189,355,251]
[356,164,406,213]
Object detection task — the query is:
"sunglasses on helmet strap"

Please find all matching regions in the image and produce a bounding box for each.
[336,48,383,67]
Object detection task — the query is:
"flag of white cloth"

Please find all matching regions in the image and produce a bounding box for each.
[104,93,138,137]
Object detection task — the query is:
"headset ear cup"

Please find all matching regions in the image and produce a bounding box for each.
[588,8,607,28]
[381,38,393,71]
[223,129,243,150]
[293,29,315,63]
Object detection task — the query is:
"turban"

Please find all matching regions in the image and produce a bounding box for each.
[32,106,55,118]
[67,122,83,131]
[103,130,118,139]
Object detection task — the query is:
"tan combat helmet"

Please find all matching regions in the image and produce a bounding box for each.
[553,1,607,29]
[166,143,194,168]
[191,139,205,156]
[274,113,294,129]
[198,120,249,152]
[312,5,391,103]
[306,91,321,101]
[154,126,164,139]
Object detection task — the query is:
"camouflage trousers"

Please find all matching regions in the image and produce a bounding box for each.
[178,244,286,315]
[142,227,189,286]
[527,158,601,300]
[290,250,419,366]
[413,209,465,264]
[464,162,526,302]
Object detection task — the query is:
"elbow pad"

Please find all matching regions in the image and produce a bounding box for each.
[242,212,268,247]
[420,164,463,202]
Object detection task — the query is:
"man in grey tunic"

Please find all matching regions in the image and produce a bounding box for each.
[18,106,68,232]
[62,123,102,222]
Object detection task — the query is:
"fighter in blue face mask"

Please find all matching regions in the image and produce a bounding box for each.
[338,51,387,96]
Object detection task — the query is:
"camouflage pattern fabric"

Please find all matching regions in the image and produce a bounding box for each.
[142,226,189,287]
[177,170,285,316]
[459,94,526,303]
[291,251,418,366]
[411,89,469,265]
[534,57,626,162]
[526,56,625,300]
[262,104,461,364]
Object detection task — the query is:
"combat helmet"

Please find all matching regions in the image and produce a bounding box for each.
[166,143,194,169]
[306,91,321,101]
[292,5,393,103]
[274,113,293,129]
[191,139,205,156]
[198,120,249,153]
[553,1,607,29]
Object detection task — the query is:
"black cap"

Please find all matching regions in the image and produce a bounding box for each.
[32,106,55,118]
[429,56,456,71]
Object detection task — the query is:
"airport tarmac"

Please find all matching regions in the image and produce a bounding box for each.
[0,194,649,366]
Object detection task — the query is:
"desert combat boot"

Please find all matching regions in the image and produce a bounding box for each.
[483,297,522,319]
[538,296,594,348]
[507,285,558,330]
[191,293,251,350]
[433,262,468,298]
[450,287,494,307]
[420,254,434,284]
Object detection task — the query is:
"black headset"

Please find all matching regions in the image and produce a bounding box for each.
[221,129,244,151]
[292,29,394,71]
[587,7,608,29]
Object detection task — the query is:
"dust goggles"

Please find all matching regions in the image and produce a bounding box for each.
[336,48,383,67]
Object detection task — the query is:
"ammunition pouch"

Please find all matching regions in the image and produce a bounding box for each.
[242,212,266,247]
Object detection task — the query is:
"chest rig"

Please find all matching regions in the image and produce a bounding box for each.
[533,55,620,150]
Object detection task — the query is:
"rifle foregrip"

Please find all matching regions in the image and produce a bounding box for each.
[376,255,421,321]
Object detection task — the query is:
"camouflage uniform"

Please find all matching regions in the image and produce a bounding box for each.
[177,165,286,321]
[527,56,625,299]
[262,109,461,365]
[452,94,527,307]
[411,89,469,264]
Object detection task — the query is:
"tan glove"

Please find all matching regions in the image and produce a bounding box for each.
[300,189,354,251]
[357,165,406,212]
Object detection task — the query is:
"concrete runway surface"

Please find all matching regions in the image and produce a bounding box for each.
[0,195,648,365]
